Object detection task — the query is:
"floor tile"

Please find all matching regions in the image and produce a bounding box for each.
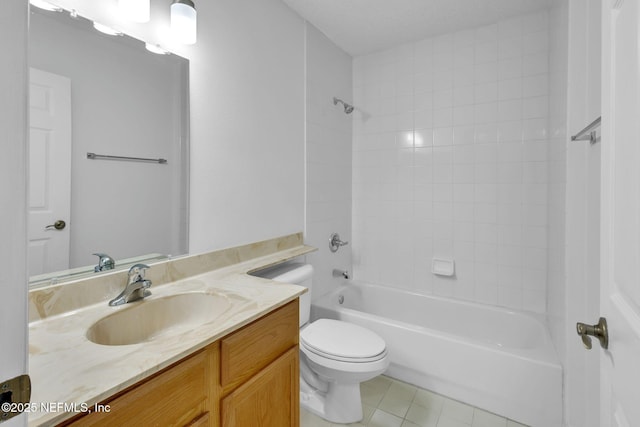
[361,384,387,407]
[386,380,418,402]
[441,398,474,424]
[301,409,332,427]
[300,375,531,427]
[405,402,440,427]
[472,408,507,427]
[378,393,413,418]
[413,388,445,412]
[363,375,393,392]
[368,409,404,427]
[362,404,376,424]
[437,415,471,427]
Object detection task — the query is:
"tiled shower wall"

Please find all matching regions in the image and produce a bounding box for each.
[352,11,550,312]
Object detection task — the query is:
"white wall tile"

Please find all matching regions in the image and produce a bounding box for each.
[522,74,549,97]
[352,11,549,313]
[498,58,523,81]
[453,125,475,145]
[498,78,522,101]
[499,38,523,60]
[433,127,454,146]
[475,41,498,64]
[475,82,498,103]
[453,105,475,125]
[453,86,475,106]
[476,24,498,42]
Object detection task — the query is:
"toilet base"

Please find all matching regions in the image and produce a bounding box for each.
[300,377,364,424]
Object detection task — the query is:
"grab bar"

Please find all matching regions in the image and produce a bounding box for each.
[571,116,601,145]
[87,152,167,164]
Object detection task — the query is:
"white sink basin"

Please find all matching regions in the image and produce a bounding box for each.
[86,292,237,346]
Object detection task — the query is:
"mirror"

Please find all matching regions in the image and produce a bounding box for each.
[28,7,189,287]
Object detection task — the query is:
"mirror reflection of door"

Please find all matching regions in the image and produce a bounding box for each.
[28,67,71,276]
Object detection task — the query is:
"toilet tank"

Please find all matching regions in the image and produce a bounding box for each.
[253,262,313,327]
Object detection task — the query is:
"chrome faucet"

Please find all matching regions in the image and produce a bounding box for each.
[329,233,349,253]
[93,253,115,272]
[108,264,152,306]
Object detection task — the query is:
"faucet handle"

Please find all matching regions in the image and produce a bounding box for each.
[93,253,115,272]
[128,263,150,282]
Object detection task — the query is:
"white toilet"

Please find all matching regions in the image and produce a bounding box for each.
[257,263,389,424]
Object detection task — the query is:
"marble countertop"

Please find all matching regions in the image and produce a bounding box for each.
[28,235,313,426]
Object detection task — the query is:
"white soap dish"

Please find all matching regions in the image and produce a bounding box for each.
[432,258,455,277]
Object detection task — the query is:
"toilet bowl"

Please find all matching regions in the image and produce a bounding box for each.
[254,263,389,424]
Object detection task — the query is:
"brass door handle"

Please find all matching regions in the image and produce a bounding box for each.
[576,317,608,350]
[45,220,66,231]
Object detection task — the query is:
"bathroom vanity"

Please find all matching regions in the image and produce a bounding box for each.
[28,233,313,427]
[62,301,299,427]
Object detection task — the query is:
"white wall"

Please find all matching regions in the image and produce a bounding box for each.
[352,12,550,312]
[29,11,187,268]
[304,24,352,300]
[0,0,29,425]
[547,0,569,371]
[50,0,306,254]
[187,0,305,251]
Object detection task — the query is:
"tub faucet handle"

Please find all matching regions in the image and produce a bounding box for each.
[332,269,349,279]
[329,233,349,253]
[576,317,608,350]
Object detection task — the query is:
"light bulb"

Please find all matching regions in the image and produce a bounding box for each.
[93,22,123,36]
[118,0,150,23]
[145,43,169,55]
[171,0,197,45]
[30,0,62,12]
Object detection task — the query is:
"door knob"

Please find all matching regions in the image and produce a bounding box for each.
[45,220,66,230]
[576,317,608,350]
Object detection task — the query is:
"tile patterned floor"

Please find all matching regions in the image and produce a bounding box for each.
[300,375,529,427]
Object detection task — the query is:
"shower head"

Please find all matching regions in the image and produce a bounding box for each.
[333,97,354,114]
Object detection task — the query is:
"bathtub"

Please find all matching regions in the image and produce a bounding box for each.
[311,281,562,427]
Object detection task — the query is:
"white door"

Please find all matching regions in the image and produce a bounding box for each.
[28,68,72,277]
[600,0,640,425]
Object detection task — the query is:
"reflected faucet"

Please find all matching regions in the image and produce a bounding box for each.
[93,253,115,272]
[108,264,152,306]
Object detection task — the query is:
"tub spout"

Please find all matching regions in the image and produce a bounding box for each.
[333,269,349,279]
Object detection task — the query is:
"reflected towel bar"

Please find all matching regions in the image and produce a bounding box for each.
[571,116,601,145]
[87,152,167,164]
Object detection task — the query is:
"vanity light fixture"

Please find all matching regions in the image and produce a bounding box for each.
[118,0,150,23]
[93,22,124,36]
[145,43,170,55]
[29,0,62,12]
[171,0,197,45]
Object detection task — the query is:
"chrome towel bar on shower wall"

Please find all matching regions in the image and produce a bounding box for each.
[87,152,168,164]
[571,116,601,145]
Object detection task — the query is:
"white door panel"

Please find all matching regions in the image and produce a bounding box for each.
[28,68,72,276]
[601,0,640,425]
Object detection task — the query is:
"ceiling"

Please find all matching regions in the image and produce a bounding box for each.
[282,0,553,56]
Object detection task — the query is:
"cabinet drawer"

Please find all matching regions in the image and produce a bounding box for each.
[65,345,217,427]
[220,300,298,394]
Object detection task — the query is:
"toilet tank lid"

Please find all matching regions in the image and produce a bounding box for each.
[253,262,313,283]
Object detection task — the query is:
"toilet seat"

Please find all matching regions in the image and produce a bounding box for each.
[300,319,387,363]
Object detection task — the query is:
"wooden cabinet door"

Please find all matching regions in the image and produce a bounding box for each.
[65,345,218,427]
[221,347,299,427]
